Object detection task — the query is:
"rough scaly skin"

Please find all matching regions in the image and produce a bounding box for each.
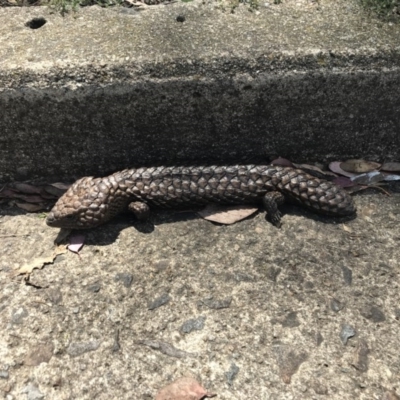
[46,165,356,229]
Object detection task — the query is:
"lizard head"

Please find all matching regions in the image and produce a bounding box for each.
[46,176,126,229]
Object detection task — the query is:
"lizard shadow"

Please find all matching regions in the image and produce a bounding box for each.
[67,204,356,247]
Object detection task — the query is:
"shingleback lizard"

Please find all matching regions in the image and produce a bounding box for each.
[46,164,356,229]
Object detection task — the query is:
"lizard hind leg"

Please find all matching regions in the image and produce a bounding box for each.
[128,201,151,221]
[262,191,285,228]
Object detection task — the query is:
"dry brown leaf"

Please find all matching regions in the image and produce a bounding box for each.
[14,246,67,276]
[381,162,400,172]
[44,184,70,198]
[329,161,356,178]
[49,182,71,190]
[271,157,294,167]
[15,202,46,212]
[340,159,381,174]
[13,183,42,194]
[156,377,216,400]
[0,188,19,198]
[293,163,337,179]
[332,177,355,188]
[18,195,46,203]
[198,204,258,224]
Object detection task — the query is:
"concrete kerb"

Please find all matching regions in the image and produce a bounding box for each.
[0,1,400,182]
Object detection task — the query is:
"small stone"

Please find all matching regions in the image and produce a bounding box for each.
[281,311,300,327]
[351,340,369,372]
[114,273,133,288]
[315,332,323,346]
[87,282,101,293]
[180,316,206,333]
[202,297,232,310]
[340,324,356,345]
[25,343,54,366]
[11,307,28,325]
[266,266,281,282]
[0,370,9,379]
[341,266,352,285]
[330,298,344,312]
[112,330,120,352]
[360,305,386,323]
[21,383,44,400]
[67,340,101,357]
[273,344,308,384]
[46,288,63,305]
[225,362,239,386]
[382,390,400,400]
[313,381,328,395]
[148,293,171,310]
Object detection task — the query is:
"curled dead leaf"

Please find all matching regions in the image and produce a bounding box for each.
[13,183,42,194]
[329,161,356,178]
[18,194,46,203]
[271,157,294,167]
[198,204,258,225]
[340,159,381,174]
[293,163,337,179]
[49,182,71,190]
[0,188,19,198]
[44,184,70,198]
[13,245,67,276]
[156,377,216,400]
[381,162,400,172]
[332,177,355,188]
[15,202,46,212]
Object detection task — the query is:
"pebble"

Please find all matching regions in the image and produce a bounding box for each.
[0,370,9,379]
[340,324,356,345]
[87,282,101,293]
[360,305,386,323]
[330,298,344,312]
[351,339,369,372]
[148,293,171,310]
[21,383,44,400]
[114,273,134,288]
[225,362,240,386]
[341,266,352,285]
[202,297,232,310]
[24,343,54,366]
[11,307,28,325]
[180,316,206,334]
[67,340,101,357]
[281,311,300,327]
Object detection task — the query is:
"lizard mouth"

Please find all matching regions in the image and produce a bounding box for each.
[46,212,56,226]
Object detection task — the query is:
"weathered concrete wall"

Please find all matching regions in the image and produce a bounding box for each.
[0,1,400,182]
